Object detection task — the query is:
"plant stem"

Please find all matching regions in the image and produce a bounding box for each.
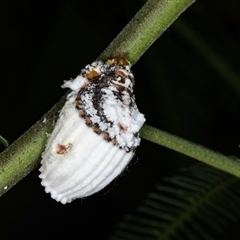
[99,0,195,64]
[0,0,195,197]
[0,95,66,196]
[140,124,240,178]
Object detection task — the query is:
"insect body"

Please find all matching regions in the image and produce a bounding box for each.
[39,58,145,204]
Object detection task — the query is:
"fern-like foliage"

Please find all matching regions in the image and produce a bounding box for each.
[109,164,240,240]
[0,135,8,148]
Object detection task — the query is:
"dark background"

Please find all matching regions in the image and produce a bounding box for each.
[1,0,240,239]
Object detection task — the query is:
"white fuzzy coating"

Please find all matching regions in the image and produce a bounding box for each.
[101,87,143,147]
[39,96,134,204]
[39,59,145,204]
[62,60,145,150]
[62,75,89,94]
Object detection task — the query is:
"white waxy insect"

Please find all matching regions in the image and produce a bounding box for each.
[39,58,145,204]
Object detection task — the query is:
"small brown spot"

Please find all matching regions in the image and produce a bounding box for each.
[112,83,124,91]
[102,75,108,82]
[115,70,127,79]
[85,118,92,126]
[119,123,128,133]
[92,126,102,134]
[33,125,41,132]
[126,88,133,96]
[98,83,104,88]
[103,132,111,141]
[86,69,100,80]
[118,58,129,66]
[112,138,117,145]
[56,143,72,154]
[76,100,81,109]
[79,110,86,117]
[107,57,129,66]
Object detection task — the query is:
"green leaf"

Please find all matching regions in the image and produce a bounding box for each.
[110,164,240,240]
[0,135,9,148]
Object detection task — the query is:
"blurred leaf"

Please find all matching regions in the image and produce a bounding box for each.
[0,135,9,148]
[110,164,240,240]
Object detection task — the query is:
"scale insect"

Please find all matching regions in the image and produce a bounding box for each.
[39,58,145,204]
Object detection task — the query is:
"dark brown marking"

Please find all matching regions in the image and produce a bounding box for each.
[102,75,108,82]
[119,123,128,133]
[112,83,124,91]
[76,100,81,109]
[85,118,92,126]
[103,132,111,141]
[79,110,86,118]
[125,88,133,96]
[86,69,100,80]
[56,143,72,154]
[107,57,129,66]
[92,126,102,134]
[115,70,127,79]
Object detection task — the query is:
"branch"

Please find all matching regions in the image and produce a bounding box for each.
[140,125,240,177]
[0,0,195,197]
[99,0,195,64]
[0,95,66,195]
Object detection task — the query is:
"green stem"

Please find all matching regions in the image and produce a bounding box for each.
[0,95,66,196]
[140,125,240,177]
[99,0,195,64]
[0,0,195,197]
